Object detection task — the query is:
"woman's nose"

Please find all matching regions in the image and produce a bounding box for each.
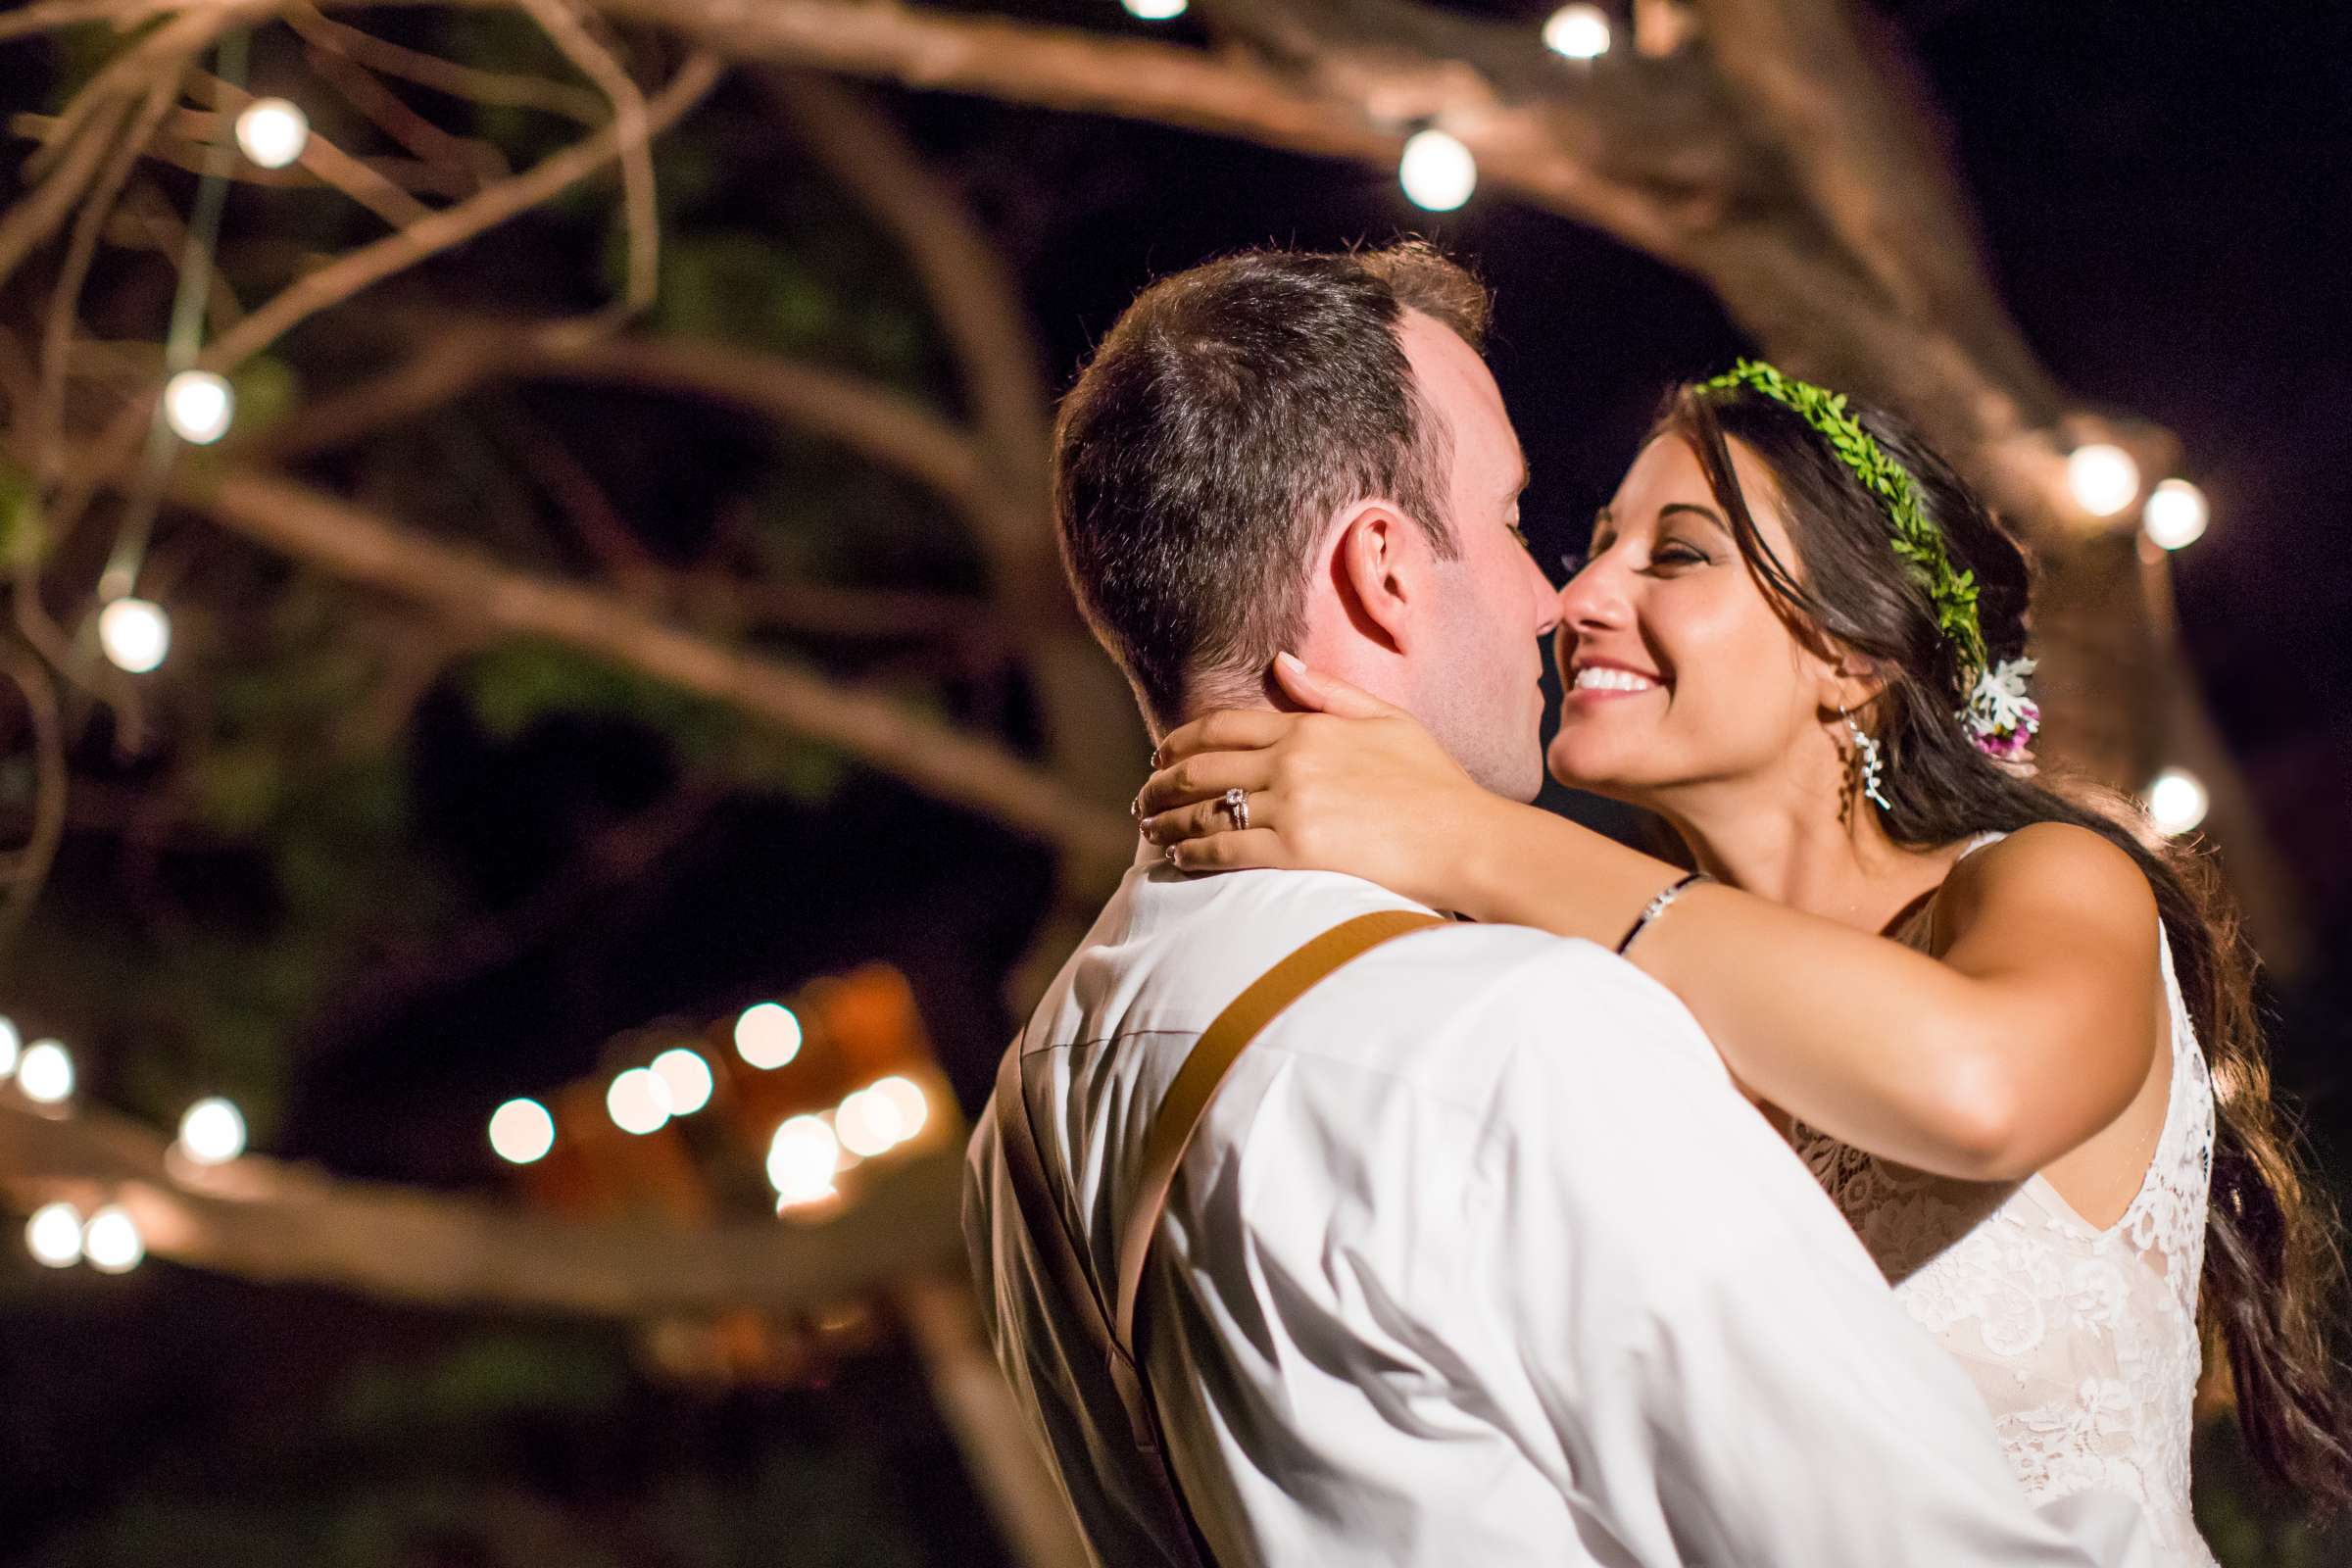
[1555,553,1629,633]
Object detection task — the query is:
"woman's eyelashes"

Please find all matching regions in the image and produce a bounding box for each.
[1647,540,1712,569]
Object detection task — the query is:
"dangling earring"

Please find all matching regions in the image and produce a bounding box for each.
[1841,707,1893,813]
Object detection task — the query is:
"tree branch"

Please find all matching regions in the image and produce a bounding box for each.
[262,318,991,517]
[172,463,1135,865]
[0,1096,963,1316]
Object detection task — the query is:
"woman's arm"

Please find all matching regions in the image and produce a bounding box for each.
[1449,804,2162,1181]
[1143,676,2163,1182]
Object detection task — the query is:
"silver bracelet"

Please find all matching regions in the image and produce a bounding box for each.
[1615,872,1712,956]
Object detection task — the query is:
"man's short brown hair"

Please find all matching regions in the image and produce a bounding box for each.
[1053,242,1492,732]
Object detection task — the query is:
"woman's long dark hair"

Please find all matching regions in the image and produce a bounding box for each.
[1652,379,2352,1507]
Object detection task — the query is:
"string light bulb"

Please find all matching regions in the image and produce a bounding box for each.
[163,369,234,445]
[489,1098,555,1164]
[1544,4,1613,59]
[82,1204,144,1274]
[606,1067,672,1135]
[2145,767,2209,837]
[233,98,310,170]
[872,1075,929,1141]
[2142,478,2209,551]
[17,1040,74,1104]
[0,1015,18,1079]
[1398,128,1477,213]
[733,1002,802,1069]
[2065,442,2140,517]
[767,1114,841,1205]
[25,1202,83,1268]
[176,1097,246,1164]
[836,1085,906,1157]
[1120,0,1187,18]
[98,597,172,674]
[651,1048,712,1116]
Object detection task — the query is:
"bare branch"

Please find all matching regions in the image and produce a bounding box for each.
[0,1096,963,1316]
[287,3,607,124]
[513,0,662,312]
[186,82,436,228]
[48,50,725,553]
[265,318,991,517]
[173,463,1134,865]
[0,642,69,956]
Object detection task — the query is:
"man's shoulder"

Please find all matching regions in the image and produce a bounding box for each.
[1257,915,1727,1113]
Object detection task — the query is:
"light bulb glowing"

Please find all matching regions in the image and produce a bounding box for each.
[1543,4,1612,59]
[0,1016,18,1079]
[489,1098,556,1163]
[25,1202,82,1268]
[835,1085,906,1157]
[176,1097,246,1164]
[234,98,311,170]
[82,1204,143,1273]
[1398,128,1477,213]
[2145,767,2209,837]
[98,597,171,673]
[606,1066,672,1136]
[650,1048,712,1116]
[17,1040,73,1104]
[2066,442,2140,517]
[733,1002,802,1069]
[1120,0,1187,17]
[163,369,234,445]
[767,1113,841,1204]
[2142,478,2208,551]
[873,1075,929,1139]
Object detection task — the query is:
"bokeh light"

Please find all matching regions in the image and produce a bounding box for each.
[2142,478,2209,551]
[234,97,311,169]
[1543,4,1612,59]
[1398,129,1476,213]
[176,1097,247,1164]
[18,1040,74,1104]
[2065,442,2140,516]
[489,1098,556,1164]
[2145,767,2209,837]
[606,1067,672,1135]
[767,1114,841,1204]
[162,369,234,445]
[25,1202,82,1268]
[97,597,172,673]
[733,1002,802,1069]
[651,1048,713,1116]
[82,1204,144,1274]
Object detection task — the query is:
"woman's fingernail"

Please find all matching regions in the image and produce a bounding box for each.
[1276,651,1304,674]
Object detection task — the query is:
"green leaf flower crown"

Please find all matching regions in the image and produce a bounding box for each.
[1699,360,2039,765]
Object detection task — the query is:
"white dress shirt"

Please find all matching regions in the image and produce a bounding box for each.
[965,847,2155,1567]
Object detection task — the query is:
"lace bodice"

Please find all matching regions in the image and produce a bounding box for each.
[1788,834,2219,1562]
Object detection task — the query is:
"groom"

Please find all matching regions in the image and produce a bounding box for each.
[964,243,2150,1566]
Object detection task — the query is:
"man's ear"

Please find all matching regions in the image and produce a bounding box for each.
[1330,502,1428,655]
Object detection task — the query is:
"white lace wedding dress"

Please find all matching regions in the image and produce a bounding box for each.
[1788,833,2220,1563]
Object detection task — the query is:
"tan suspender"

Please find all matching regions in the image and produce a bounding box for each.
[992,908,1446,1566]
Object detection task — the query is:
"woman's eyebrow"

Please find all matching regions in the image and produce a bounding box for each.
[1659,501,1731,535]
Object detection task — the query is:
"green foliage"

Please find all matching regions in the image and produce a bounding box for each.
[1702,359,1988,682]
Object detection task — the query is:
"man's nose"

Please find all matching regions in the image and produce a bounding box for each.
[1525,551,1563,637]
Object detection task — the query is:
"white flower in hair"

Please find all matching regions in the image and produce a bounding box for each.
[1962,656,2040,766]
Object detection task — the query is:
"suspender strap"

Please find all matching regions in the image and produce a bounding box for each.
[992,907,1445,1565]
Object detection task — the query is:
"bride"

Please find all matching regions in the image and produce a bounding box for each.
[1135,362,2352,1557]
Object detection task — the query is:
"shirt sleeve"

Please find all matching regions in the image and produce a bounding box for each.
[1457,944,2158,1567]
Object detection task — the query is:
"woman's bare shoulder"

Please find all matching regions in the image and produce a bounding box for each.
[1940,819,2159,942]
